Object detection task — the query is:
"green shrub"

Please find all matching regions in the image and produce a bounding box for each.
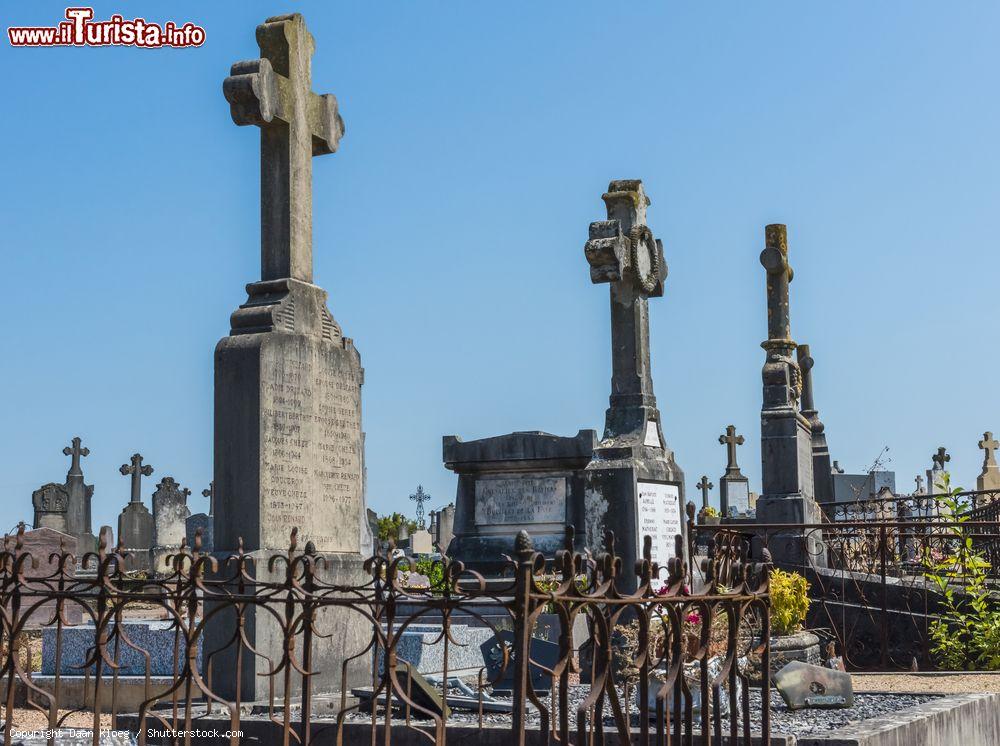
[769,569,810,636]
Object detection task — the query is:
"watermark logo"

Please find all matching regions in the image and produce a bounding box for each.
[8,7,205,48]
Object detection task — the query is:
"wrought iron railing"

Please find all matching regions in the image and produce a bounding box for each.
[0,523,771,746]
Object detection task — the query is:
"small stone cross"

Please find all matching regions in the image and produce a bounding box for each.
[697,476,713,510]
[223,13,345,284]
[980,432,999,471]
[914,475,925,494]
[120,454,154,504]
[203,482,215,515]
[719,425,745,470]
[931,447,950,471]
[62,436,90,477]
[409,485,431,529]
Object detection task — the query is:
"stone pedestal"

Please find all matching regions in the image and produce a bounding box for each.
[117,502,153,572]
[443,430,597,573]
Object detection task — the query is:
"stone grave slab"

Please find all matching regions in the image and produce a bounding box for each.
[774,660,853,710]
[480,630,559,695]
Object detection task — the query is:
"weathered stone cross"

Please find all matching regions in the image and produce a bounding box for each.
[584,180,668,431]
[697,476,713,510]
[120,454,154,504]
[223,13,345,284]
[980,432,999,470]
[62,436,89,477]
[409,485,431,529]
[931,446,950,471]
[914,475,924,493]
[719,425,745,470]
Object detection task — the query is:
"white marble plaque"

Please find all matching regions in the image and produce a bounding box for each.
[725,480,750,516]
[475,477,566,526]
[643,421,661,448]
[636,481,682,587]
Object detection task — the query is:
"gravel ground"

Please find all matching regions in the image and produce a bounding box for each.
[345,684,939,737]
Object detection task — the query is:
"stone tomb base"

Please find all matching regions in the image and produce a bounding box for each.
[203,552,371,701]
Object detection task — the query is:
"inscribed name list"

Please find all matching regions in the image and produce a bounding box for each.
[474,477,566,526]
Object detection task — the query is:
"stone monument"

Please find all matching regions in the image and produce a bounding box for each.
[211,13,371,699]
[32,483,69,534]
[696,476,714,516]
[186,483,214,552]
[432,503,455,554]
[977,432,1000,494]
[443,430,598,573]
[31,437,95,550]
[150,477,192,573]
[926,447,950,496]
[718,425,751,517]
[117,453,154,572]
[796,345,834,505]
[755,225,825,567]
[582,180,684,589]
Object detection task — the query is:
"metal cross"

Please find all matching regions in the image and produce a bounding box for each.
[203,482,215,515]
[980,432,999,470]
[409,485,431,529]
[223,13,345,283]
[62,436,90,477]
[697,476,713,510]
[719,425,745,470]
[931,447,950,471]
[120,453,154,504]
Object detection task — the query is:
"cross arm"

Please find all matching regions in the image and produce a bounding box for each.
[584,220,631,284]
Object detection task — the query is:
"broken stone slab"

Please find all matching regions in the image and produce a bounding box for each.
[774,660,853,710]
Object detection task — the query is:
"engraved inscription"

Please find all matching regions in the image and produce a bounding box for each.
[474,477,566,526]
[260,337,363,551]
[636,481,682,590]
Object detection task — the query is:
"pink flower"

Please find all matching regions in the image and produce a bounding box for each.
[685,610,701,624]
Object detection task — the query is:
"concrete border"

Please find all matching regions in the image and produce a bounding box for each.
[796,692,1000,746]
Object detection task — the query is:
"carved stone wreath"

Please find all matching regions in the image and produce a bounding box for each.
[628,224,660,295]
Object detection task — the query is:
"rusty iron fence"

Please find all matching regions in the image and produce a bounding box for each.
[704,516,1000,672]
[823,488,1000,524]
[0,523,771,746]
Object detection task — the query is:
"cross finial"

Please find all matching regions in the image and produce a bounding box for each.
[223,13,345,284]
[932,446,950,470]
[409,485,431,529]
[119,453,154,504]
[697,476,713,510]
[203,482,215,515]
[915,474,925,493]
[832,460,845,474]
[719,425,745,470]
[979,432,999,473]
[760,224,794,342]
[62,436,90,477]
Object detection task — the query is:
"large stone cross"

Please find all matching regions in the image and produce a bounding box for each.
[62,436,90,477]
[584,180,668,423]
[223,13,345,284]
[980,432,999,470]
[759,224,803,409]
[697,476,713,510]
[931,446,950,471]
[120,454,154,504]
[409,485,431,529]
[719,425,745,470]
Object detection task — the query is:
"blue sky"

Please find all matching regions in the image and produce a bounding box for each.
[2,1,998,534]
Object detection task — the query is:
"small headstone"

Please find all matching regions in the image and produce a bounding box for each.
[978,432,1000,493]
[409,529,432,556]
[151,477,192,573]
[718,425,750,517]
[435,503,455,554]
[32,483,69,533]
[480,630,559,695]
[774,660,853,710]
[117,453,154,572]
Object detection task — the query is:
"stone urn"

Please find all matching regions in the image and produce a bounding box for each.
[769,630,821,678]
